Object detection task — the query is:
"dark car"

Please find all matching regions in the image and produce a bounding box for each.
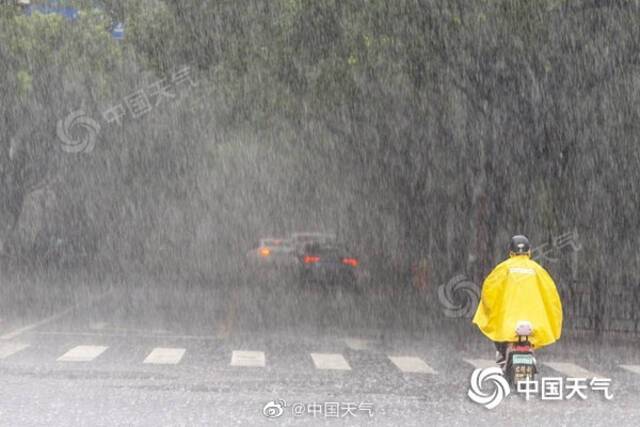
[297,242,360,290]
[290,232,336,254]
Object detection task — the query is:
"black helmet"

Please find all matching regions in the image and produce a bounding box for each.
[509,235,531,256]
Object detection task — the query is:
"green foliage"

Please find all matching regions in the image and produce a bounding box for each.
[2,0,640,300]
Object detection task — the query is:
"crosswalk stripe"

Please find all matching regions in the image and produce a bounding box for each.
[310,353,351,370]
[388,356,436,374]
[230,351,266,367]
[619,365,640,375]
[12,340,620,377]
[0,342,29,359]
[143,347,185,365]
[464,358,496,369]
[57,345,108,362]
[544,362,597,378]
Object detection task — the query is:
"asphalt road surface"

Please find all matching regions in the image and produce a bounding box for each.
[0,280,638,426]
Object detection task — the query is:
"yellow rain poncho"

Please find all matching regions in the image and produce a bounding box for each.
[472,254,563,348]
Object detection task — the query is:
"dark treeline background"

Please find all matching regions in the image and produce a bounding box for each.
[1,0,639,331]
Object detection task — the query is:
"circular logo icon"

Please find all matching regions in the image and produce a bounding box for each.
[56,110,101,153]
[438,274,480,318]
[468,367,511,409]
[262,399,286,418]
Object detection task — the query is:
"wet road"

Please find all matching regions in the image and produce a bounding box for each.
[0,280,638,426]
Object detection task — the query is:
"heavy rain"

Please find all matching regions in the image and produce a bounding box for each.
[0,0,638,426]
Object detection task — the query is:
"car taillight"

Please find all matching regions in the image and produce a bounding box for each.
[259,248,271,257]
[304,255,320,264]
[342,257,359,267]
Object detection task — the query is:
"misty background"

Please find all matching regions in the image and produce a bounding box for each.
[0,0,638,335]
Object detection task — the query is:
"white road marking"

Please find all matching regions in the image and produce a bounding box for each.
[620,365,640,375]
[1,290,113,340]
[230,350,266,367]
[33,331,221,341]
[143,347,186,365]
[310,353,351,370]
[57,345,108,362]
[544,362,598,378]
[388,356,436,374]
[464,358,497,370]
[0,342,29,359]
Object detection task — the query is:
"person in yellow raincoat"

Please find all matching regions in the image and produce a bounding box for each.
[472,235,563,366]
